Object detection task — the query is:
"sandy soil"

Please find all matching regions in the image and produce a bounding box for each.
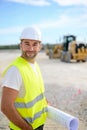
[0,49,87,130]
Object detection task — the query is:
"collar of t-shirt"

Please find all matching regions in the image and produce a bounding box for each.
[29,62,38,76]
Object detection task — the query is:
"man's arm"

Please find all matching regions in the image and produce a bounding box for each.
[1,87,33,130]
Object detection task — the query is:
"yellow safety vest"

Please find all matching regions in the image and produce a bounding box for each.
[5,57,48,130]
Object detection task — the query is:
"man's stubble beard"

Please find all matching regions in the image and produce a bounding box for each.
[22,51,38,60]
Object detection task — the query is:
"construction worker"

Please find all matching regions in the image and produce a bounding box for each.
[1,26,48,130]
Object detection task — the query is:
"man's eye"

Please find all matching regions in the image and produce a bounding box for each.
[25,43,29,46]
[34,43,38,46]
[34,45,37,46]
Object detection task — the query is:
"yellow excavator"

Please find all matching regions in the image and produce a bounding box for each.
[60,35,87,62]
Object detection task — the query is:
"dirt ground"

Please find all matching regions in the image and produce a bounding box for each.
[0,49,87,130]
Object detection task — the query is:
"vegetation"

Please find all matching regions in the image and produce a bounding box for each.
[43,43,58,50]
[0,44,20,50]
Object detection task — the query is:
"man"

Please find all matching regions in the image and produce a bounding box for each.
[1,26,48,130]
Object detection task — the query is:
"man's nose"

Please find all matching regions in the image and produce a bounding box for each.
[28,46,34,51]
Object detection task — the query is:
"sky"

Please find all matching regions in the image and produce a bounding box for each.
[0,0,87,45]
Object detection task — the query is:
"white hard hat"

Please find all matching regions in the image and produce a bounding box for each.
[20,26,41,41]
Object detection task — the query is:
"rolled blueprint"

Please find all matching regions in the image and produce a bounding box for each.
[47,105,79,130]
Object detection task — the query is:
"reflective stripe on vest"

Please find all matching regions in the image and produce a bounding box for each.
[15,93,44,108]
[24,107,48,123]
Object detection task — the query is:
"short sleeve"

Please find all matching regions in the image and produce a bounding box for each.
[1,66,22,91]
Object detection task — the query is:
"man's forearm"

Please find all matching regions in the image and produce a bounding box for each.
[1,104,33,130]
[1,87,33,130]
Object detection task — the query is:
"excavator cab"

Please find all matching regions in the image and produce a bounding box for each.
[62,35,76,51]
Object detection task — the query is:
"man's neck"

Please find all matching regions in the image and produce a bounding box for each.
[21,55,35,64]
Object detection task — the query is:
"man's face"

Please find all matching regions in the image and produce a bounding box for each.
[20,39,41,61]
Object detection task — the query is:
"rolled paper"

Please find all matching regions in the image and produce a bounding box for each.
[47,106,79,130]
